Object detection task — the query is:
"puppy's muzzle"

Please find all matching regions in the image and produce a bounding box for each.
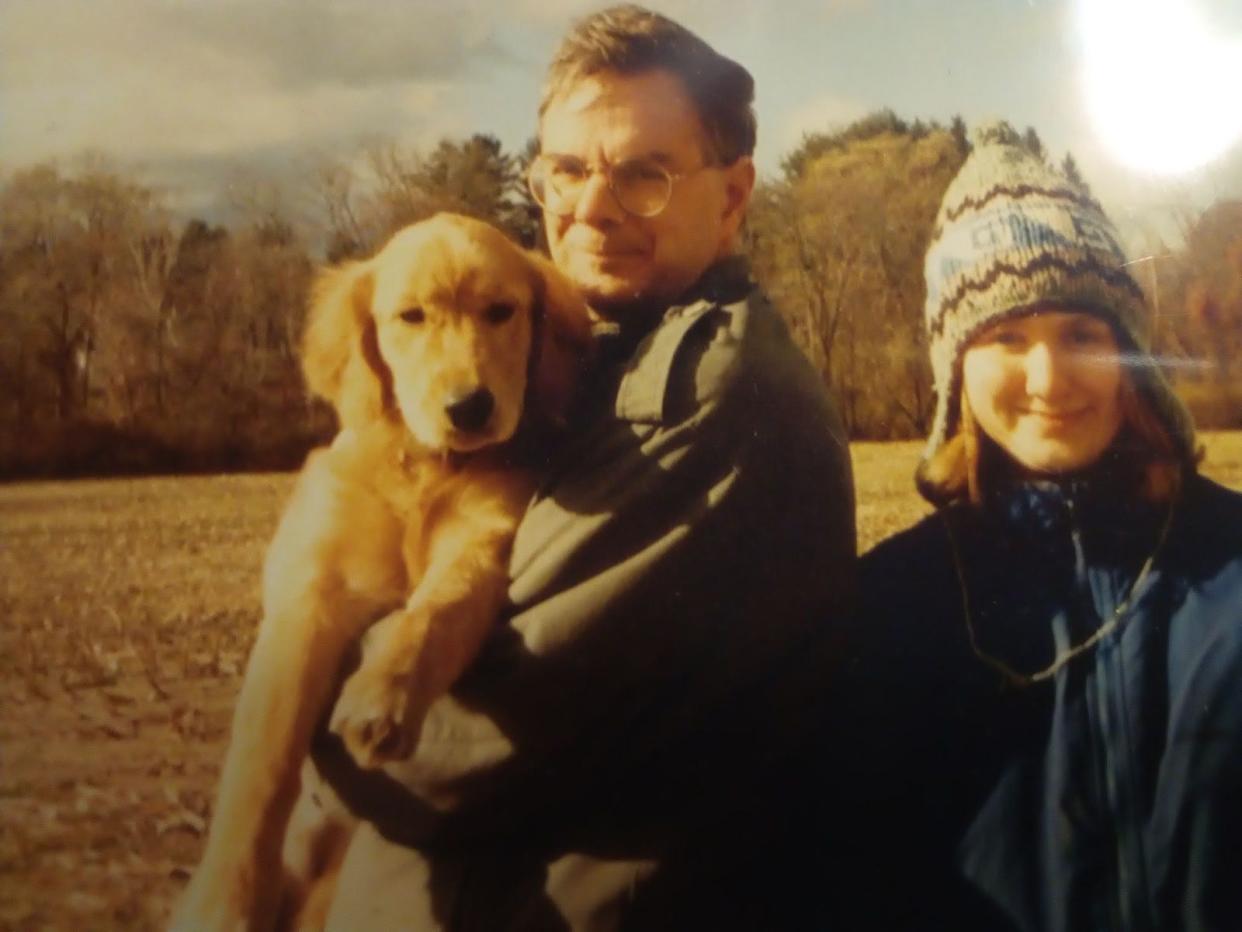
[445,387,495,433]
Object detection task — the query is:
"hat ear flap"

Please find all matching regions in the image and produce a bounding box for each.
[302,260,392,431]
[526,251,594,425]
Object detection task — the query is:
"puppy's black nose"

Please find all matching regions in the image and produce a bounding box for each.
[445,387,494,433]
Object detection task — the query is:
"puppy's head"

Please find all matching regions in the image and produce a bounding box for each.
[303,213,592,452]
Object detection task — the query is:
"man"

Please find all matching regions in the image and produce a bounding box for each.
[321,6,854,928]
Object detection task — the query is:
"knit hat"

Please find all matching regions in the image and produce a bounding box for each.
[921,120,1195,468]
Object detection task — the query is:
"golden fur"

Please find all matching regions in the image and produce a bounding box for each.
[172,214,592,931]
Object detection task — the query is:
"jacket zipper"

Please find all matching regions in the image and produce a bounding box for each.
[1068,497,1152,931]
[1091,646,1129,931]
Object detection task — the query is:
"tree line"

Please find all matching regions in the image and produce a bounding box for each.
[2,115,1239,477]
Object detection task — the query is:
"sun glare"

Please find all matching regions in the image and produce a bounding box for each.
[1075,0,1242,175]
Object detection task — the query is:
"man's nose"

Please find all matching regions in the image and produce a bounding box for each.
[574,170,625,224]
[1024,342,1069,398]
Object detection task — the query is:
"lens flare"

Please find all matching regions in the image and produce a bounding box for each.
[1075,0,1242,175]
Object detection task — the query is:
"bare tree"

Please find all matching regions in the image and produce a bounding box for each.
[748,122,964,437]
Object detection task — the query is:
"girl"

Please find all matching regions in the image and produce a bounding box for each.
[836,123,1242,931]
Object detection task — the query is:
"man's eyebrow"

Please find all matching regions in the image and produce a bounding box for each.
[633,151,677,166]
[540,150,678,166]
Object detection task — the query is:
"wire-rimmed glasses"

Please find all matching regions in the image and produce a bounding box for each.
[527,154,708,219]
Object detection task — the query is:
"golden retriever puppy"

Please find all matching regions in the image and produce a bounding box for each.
[171,213,592,931]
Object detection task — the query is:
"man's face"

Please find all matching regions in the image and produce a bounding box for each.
[538,68,754,317]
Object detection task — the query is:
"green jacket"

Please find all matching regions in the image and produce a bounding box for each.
[319,258,855,931]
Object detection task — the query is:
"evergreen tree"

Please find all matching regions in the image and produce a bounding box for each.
[1061,152,1091,195]
[950,115,969,156]
[1022,126,1046,162]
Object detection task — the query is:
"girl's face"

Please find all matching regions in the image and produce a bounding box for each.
[963,310,1124,475]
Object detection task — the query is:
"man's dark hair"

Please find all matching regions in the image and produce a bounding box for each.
[539,4,756,164]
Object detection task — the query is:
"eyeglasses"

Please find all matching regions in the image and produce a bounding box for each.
[527,154,710,219]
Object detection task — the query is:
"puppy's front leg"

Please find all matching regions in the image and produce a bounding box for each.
[329,515,515,769]
[173,594,376,931]
[174,464,404,931]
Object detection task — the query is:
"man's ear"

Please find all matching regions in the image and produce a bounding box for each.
[301,260,392,431]
[719,155,756,247]
[526,250,595,425]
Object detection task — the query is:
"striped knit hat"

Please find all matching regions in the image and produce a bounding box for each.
[921,120,1195,467]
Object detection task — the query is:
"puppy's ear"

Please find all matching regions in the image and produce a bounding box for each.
[527,250,594,425]
[302,260,392,431]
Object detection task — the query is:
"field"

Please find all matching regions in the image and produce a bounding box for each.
[3,434,1241,930]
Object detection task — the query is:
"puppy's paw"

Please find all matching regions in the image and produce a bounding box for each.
[329,667,424,768]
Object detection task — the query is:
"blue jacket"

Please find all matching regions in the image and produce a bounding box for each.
[833,471,1242,931]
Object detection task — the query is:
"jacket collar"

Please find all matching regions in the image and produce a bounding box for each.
[978,455,1166,566]
[590,256,754,424]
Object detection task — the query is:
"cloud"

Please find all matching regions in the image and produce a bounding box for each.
[1,0,511,93]
[0,0,493,169]
[2,59,447,164]
[150,1,512,89]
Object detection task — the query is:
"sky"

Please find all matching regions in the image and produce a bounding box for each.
[2,0,1240,248]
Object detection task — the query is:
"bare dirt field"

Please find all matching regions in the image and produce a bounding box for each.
[3,434,1241,930]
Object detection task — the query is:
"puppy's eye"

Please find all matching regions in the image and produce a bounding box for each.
[484,303,514,325]
[399,307,425,325]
